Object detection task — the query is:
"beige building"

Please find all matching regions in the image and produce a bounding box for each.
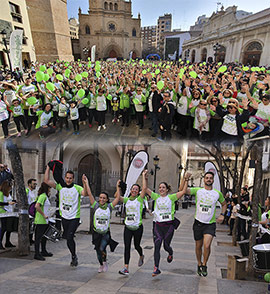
[157,13,172,55]
[182,6,270,65]
[79,0,142,60]
[141,26,157,52]
[0,0,36,68]
[69,18,79,40]
[25,0,73,62]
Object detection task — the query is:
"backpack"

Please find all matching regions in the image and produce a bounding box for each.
[28,201,36,217]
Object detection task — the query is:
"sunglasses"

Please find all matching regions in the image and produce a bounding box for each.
[227,106,235,110]
[211,100,217,103]
[200,103,207,106]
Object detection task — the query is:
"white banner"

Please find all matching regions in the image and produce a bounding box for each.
[204,161,221,192]
[124,151,149,197]
[129,51,133,60]
[9,30,23,71]
[91,45,96,63]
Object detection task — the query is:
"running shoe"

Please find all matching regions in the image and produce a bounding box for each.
[152,266,161,277]
[197,265,202,276]
[97,126,101,131]
[167,255,173,263]
[119,267,129,275]
[201,265,207,277]
[138,255,144,267]
[98,264,104,273]
[103,262,108,272]
[102,124,106,129]
[70,255,78,267]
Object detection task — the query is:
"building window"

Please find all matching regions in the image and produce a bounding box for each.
[14,26,27,45]
[109,2,113,10]
[85,25,90,35]
[9,1,22,23]
[246,41,263,51]
[132,28,136,37]
[104,2,108,9]
[114,3,118,11]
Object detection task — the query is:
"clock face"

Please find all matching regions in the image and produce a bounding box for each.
[108,23,116,32]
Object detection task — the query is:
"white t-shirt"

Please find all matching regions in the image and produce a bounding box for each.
[177,96,188,115]
[256,103,270,122]
[194,108,209,132]
[222,114,237,135]
[148,92,154,113]
[70,107,79,120]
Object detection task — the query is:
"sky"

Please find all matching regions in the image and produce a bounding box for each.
[67,0,270,31]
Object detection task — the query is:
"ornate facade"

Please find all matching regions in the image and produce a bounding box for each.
[182,6,270,66]
[79,0,141,60]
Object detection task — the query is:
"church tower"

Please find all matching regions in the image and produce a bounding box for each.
[26,0,73,62]
[79,0,141,59]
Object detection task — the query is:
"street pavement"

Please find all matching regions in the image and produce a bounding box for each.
[0,205,267,294]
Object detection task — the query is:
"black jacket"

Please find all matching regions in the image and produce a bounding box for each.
[159,101,175,130]
[147,91,163,113]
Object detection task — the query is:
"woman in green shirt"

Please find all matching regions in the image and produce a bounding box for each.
[34,182,53,261]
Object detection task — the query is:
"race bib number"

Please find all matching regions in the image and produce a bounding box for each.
[199,205,212,215]
[126,214,135,222]
[97,218,108,225]
[62,203,72,211]
[160,213,172,221]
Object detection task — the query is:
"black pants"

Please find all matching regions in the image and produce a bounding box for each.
[62,218,80,257]
[97,110,106,126]
[237,217,248,240]
[23,109,29,125]
[87,108,96,124]
[124,225,143,265]
[52,111,58,127]
[71,119,79,132]
[161,127,172,141]
[136,111,144,128]
[39,126,55,137]
[27,116,38,133]
[1,119,9,137]
[34,224,48,255]
[154,222,174,268]
[0,218,11,245]
[78,107,87,122]
[176,113,189,137]
[121,108,130,126]
[58,116,69,130]
[229,218,235,234]
[14,115,27,132]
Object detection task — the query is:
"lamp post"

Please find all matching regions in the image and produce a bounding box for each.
[232,144,241,190]
[82,47,89,60]
[177,164,183,188]
[224,157,232,190]
[213,42,221,63]
[0,29,12,71]
[185,49,190,62]
[153,155,160,192]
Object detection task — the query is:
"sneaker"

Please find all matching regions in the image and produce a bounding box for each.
[5,242,16,248]
[24,129,28,135]
[39,134,45,139]
[76,131,80,135]
[70,255,78,267]
[97,126,101,131]
[41,251,53,257]
[102,124,106,130]
[98,264,104,273]
[156,137,165,142]
[151,133,156,137]
[34,254,45,261]
[83,121,86,125]
[138,255,144,267]
[0,244,5,250]
[167,255,173,263]
[103,261,108,272]
[197,265,202,276]
[73,132,76,135]
[201,265,207,277]
[17,132,21,137]
[88,124,92,128]
[119,267,129,275]
[152,266,161,277]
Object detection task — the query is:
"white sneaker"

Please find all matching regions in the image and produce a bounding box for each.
[102,124,106,130]
[98,264,104,273]
[97,126,101,131]
[103,262,108,272]
[17,132,21,137]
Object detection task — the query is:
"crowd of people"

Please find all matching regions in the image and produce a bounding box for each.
[0,60,269,141]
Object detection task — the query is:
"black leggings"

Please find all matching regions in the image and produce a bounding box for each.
[14,115,27,132]
[59,116,69,130]
[34,224,48,255]
[27,116,38,133]
[0,218,11,245]
[71,119,79,132]
[87,108,96,124]
[124,225,143,265]
[62,218,80,257]
[97,110,106,126]
[1,118,9,137]
[136,111,144,128]
[154,222,174,268]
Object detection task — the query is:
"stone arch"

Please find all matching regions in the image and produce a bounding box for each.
[114,3,118,10]
[242,40,263,66]
[201,48,207,62]
[109,2,113,10]
[191,49,196,63]
[104,1,108,9]
[103,44,123,59]
[216,45,226,63]
[132,28,136,37]
[85,25,90,35]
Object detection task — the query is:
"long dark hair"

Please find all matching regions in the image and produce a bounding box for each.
[159,182,171,192]
[0,180,12,196]
[38,182,51,196]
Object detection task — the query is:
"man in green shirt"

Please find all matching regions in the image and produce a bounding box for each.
[184,171,227,277]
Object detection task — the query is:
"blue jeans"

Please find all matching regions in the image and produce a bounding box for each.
[150,112,159,134]
[96,232,110,265]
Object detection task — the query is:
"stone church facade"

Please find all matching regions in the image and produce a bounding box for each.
[182,6,270,66]
[79,0,142,60]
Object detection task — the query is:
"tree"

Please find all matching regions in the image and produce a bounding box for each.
[6,139,29,256]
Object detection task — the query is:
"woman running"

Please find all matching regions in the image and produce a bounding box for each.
[142,170,191,276]
[85,178,120,273]
[118,183,146,275]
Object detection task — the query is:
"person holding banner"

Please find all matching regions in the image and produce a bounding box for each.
[85,179,120,273]
[142,170,191,277]
[118,183,146,275]
[183,171,227,277]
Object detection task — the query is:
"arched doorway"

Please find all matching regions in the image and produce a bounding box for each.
[191,49,196,63]
[201,48,207,62]
[242,41,263,66]
[77,154,102,195]
[109,49,117,58]
[132,51,136,59]
[216,45,226,63]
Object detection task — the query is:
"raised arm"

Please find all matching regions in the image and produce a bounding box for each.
[112,179,121,207]
[142,170,152,197]
[176,172,192,199]
[82,174,94,203]
[44,165,56,189]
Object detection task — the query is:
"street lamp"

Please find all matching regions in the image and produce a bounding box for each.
[185,49,190,62]
[177,164,183,188]
[232,144,241,191]
[82,47,89,60]
[0,29,12,71]
[224,157,232,189]
[153,155,160,192]
[213,42,221,63]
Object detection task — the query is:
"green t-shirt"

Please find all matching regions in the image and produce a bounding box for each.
[190,187,225,224]
[91,201,114,233]
[151,192,178,222]
[0,191,6,213]
[34,193,50,225]
[123,196,144,230]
